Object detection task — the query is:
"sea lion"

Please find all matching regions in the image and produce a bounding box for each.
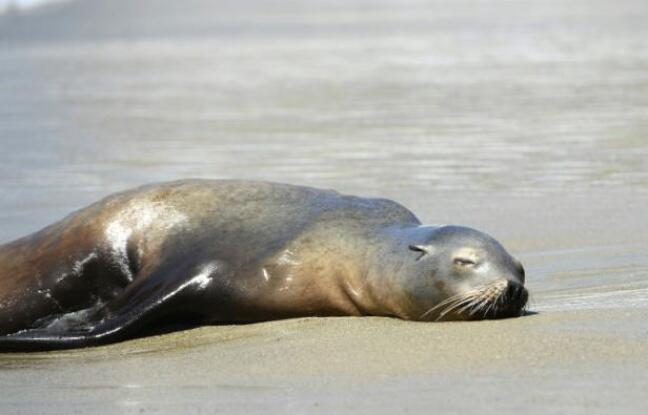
[0,180,527,351]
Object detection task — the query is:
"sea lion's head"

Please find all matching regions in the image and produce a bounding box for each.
[403,225,528,321]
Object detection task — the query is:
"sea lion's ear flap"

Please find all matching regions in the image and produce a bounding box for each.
[409,244,433,260]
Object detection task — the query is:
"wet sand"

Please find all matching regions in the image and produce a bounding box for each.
[1,311,647,414]
[1,0,648,413]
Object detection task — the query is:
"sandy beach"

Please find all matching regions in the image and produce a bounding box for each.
[1,0,648,413]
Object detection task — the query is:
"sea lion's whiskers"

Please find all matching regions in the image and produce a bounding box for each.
[435,300,468,321]
[419,298,459,321]
[448,284,488,316]
[457,293,486,314]
[418,290,477,320]
[467,294,492,316]
[444,284,489,316]
[438,296,473,316]
[436,292,481,320]
[485,285,508,316]
[482,293,501,317]
[418,297,457,320]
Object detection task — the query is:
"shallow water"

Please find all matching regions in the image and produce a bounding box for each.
[1,0,648,413]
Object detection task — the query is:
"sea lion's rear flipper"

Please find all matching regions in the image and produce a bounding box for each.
[0,261,222,352]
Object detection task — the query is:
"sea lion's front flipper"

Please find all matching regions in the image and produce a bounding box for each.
[0,261,225,352]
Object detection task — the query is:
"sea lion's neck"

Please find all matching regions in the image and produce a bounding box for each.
[339,224,437,320]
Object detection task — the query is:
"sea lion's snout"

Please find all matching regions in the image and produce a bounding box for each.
[499,258,528,317]
[497,279,528,318]
[460,278,528,320]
